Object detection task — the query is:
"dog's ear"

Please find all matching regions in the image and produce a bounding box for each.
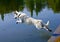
[14,11,19,15]
[14,11,17,15]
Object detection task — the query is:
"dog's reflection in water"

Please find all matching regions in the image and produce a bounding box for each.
[14,11,52,32]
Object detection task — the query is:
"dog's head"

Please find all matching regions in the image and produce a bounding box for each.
[14,11,21,19]
[14,11,27,19]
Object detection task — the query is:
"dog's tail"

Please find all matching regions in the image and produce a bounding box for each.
[46,21,49,26]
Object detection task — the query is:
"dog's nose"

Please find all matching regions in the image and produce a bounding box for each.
[15,17,17,19]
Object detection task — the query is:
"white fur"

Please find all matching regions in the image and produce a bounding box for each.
[14,11,51,31]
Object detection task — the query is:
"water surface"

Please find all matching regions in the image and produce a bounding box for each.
[0,0,60,42]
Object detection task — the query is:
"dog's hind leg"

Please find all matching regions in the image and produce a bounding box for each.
[43,26,52,32]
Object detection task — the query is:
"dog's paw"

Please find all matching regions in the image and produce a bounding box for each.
[16,22,19,24]
[49,29,52,32]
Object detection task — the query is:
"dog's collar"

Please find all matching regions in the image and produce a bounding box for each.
[18,14,21,17]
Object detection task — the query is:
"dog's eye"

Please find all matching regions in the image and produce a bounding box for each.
[15,13,17,15]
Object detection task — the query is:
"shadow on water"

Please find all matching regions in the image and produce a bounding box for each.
[0,0,60,20]
[32,29,51,42]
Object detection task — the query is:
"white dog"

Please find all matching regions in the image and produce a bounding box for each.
[14,11,52,32]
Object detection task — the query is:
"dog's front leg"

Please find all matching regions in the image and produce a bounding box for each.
[16,19,22,24]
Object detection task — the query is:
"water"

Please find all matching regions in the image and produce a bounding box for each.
[0,0,60,42]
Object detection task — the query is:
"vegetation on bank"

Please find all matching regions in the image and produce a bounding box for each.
[0,0,60,20]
